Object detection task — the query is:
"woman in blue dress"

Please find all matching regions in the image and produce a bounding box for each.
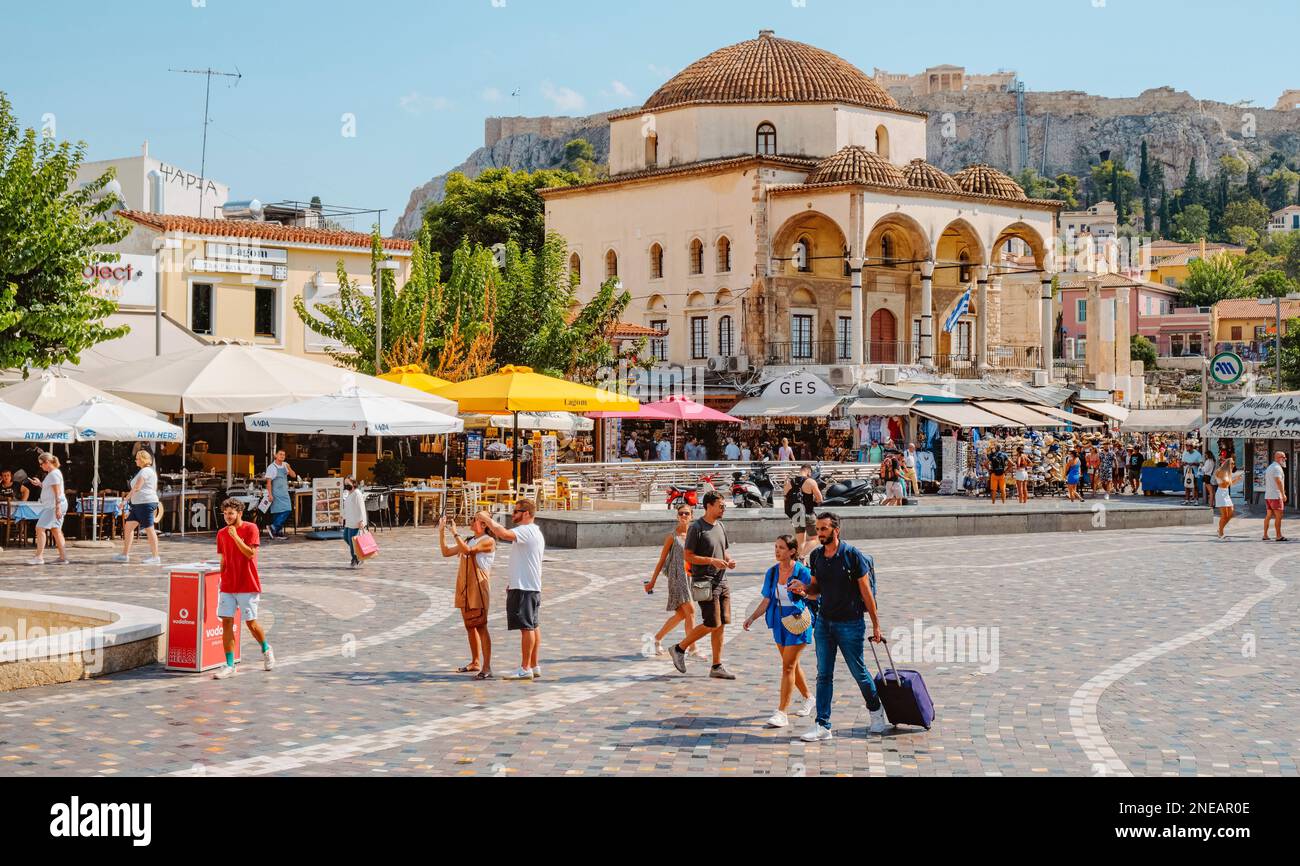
[743,534,815,729]
[1065,448,1082,501]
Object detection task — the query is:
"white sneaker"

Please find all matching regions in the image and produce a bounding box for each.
[143,556,162,566]
[765,710,789,728]
[800,724,832,742]
[263,647,276,671]
[688,643,707,659]
[653,640,665,657]
[795,696,815,717]
[213,664,237,680]
[502,667,534,681]
[111,553,129,563]
[868,707,891,734]
[27,557,44,566]
[531,666,542,679]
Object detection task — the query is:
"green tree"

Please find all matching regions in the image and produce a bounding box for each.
[420,166,582,265]
[1183,158,1202,208]
[561,138,603,180]
[1265,168,1299,210]
[1222,198,1271,243]
[0,92,130,373]
[1130,334,1157,369]
[1158,184,1171,239]
[1015,169,1078,206]
[1280,317,1300,390]
[1227,225,1260,249]
[1139,140,1150,191]
[1089,160,1137,216]
[1172,203,1210,242]
[1250,269,1298,298]
[1179,252,1252,306]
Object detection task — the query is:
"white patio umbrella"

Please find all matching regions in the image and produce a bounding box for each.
[244,387,463,491]
[0,372,164,419]
[46,399,183,541]
[0,401,74,443]
[77,343,460,529]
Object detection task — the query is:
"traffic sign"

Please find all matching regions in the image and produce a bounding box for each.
[1209,351,1245,386]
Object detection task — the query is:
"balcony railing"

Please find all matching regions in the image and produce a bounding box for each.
[762,341,1040,370]
[765,340,851,366]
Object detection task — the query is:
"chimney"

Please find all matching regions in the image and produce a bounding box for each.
[759,29,774,38]
[1200,237,1206,259]
[142,140,149,158]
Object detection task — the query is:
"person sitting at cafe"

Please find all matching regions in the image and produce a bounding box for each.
[0,469,30,501]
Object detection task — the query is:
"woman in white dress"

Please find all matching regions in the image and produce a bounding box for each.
[29,452,68,565]
[1214,457,1243,539]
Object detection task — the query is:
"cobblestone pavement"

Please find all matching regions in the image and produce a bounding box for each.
[0,516,1296,777]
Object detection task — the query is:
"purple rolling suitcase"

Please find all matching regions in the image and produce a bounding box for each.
[870,638,935,730]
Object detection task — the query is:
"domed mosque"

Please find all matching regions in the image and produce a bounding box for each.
[541,31,1060,382]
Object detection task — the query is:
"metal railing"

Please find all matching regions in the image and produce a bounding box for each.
[765,340,851,366]
[552,461,880,504]
[866,340,916,365]
[987,345,1043,369]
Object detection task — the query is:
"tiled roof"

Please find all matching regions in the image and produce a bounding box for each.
[1055,272,1178,292]
[951,164,1028,201]
[1151,249,1244,267]
[1214,298,1300,319]
[629,31,917,119]
[610,322,669,338]
[117,210,413,251]
[538,154,818,197]
[902,159,960,193]
[805,146,905,187]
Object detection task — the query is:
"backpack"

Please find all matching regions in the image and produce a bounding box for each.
[989,451,1008,473]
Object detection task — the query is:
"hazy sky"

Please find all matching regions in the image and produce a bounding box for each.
[4,0,1294,230]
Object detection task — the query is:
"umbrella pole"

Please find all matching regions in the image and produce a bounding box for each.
[512,411,520,490]
[352,435,358,484]
[674,420,678,462]
[226,418,233,491]
[181,415,187,538]
[92,440,100,543]
[441,435,449,517]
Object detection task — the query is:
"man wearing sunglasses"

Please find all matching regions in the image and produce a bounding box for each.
[669,491,738,679]
[480,500,546,681]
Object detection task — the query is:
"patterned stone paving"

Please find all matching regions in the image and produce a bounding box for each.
[0,516,1296,777]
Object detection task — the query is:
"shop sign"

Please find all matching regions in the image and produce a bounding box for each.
[206,242,288,264]
[1209,351,1245,386]
[83,253,155,306]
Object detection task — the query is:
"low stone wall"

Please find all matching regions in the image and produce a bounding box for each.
[0,593,165,692]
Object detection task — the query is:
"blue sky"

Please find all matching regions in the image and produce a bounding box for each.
[3,0,1295,231]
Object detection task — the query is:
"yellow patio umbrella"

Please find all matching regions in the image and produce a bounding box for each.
[377,364,453,394]
[436,365,639,486]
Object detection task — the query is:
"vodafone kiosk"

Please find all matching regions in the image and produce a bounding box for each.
[166,563,241,672]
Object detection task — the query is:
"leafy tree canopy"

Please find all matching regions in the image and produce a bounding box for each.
[1179,251,1253,307]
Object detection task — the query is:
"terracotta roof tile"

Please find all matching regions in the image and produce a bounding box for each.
[1214,298,1300,319]
[806,146,905,187]
[118,210,413,251]
[951,164,1028,201]
[903,158,960,193]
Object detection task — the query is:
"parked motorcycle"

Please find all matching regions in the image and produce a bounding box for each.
[666,473,718,510]
[813,463,877,507]
[731,464,775,508]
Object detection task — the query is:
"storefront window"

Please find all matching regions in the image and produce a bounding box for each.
[255,286,278,338]
[191,283,213,335]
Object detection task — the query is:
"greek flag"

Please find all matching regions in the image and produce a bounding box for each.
[943,287,971,333]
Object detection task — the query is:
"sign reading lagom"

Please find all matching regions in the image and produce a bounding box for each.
[1209,351,1244,386]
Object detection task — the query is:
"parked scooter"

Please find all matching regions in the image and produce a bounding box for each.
[666,473,718,510]
[731,463,775,508]
[814,463,877,507]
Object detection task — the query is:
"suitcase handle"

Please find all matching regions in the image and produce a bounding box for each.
[869,635,903,686]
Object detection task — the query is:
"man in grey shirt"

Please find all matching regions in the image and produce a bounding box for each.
[668,491,737,679]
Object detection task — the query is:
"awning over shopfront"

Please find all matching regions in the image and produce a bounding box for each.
[1121,408,1204,434]
[729,372,842,417]
[1074,401,1130,423]
[973,401,1070,428]
[912,402,1022,429]
[844,397,916,417]
[1027,404,1104,428]
[1203,392,1300,440]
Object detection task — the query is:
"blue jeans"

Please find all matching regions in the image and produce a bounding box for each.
[814,616,881,729]
[269,510,292,536]
[342,527,360,564]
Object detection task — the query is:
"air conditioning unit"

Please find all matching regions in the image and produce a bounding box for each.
[828,367,852,386]
[706,356,727,372]
[726,355,749,373]
[1032,370,1050,387]
[879,367,900,385]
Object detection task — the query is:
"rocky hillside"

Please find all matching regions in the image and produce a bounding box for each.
[396,87,1300,237]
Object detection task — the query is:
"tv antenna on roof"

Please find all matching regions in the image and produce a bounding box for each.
[169,66,243,218]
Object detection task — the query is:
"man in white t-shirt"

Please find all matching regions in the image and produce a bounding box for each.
[1263,452,1288,542]
[481,499,546,680]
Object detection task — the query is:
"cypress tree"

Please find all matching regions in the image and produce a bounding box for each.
[1246,165,1262,201]
[1139,140,1150,191]
[1158,185,1171,238]
[1143,182,1153,233]
[1184,158,1200,207]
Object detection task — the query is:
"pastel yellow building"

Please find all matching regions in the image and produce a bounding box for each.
[113,211,412,363]
[1145,239,1246,288]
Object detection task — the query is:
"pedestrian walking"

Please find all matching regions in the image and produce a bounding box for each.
[644,506,706,659]
[264,449,297,539]
[1214,458,1243,539]
[668,491,737,679]
[1262,451,1288,542]
[788,512,888,741]
[480,500,545,681]
[28,452,68,565]
[439,514,495,678]
[778,438,795,462]
[1013,446,1031,504]
[903,443,919,499]
[341,477,366,567]
[1099,442,1115,499]
[1111,442,1126,496]
[783,464,822,558]
[1183,461,1198,504]
[114,450,162,565]
[742,534,815,728]
[212,498,275,678]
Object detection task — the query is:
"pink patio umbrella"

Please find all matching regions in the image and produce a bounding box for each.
[590,396,742,459]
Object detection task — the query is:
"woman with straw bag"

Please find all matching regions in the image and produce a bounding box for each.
[438,514,495,679]
[743,534,815,729]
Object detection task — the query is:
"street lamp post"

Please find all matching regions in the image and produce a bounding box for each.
[1257,293,1300,392]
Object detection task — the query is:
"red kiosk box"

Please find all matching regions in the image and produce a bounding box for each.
[166,563,241,672]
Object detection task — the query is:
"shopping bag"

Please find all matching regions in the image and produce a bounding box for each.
[256,492,272,514]
[353,530,379,560]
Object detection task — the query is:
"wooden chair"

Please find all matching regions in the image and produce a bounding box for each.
[461,482,484,521]
[0,500,17,548]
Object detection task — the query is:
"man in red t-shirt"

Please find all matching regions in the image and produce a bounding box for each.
[213,498,274,679]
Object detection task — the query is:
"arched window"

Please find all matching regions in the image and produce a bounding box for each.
[605,249,619,280]
[716,236,731,273]
[649,243,664,280]
[689,238,704,275]
[756,123,777,156]
[794,236,811,273]
[874,124,890,160]
[568,253,581,283]
[959,250,971,283]
[644,131,658,168]
[718,315,734,357]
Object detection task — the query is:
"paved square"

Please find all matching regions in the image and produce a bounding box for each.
[1,517,1296,777]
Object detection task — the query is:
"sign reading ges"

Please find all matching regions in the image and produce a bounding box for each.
[777,379,820,396]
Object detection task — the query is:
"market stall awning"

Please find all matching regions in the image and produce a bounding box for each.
[1121,408,1204,434]
[1027,404,1104,428]
[844,397,917,417]
[1074,401,1130,423]
[974,401,1069,428]
[462,412,593,432]
[912,402,1022,429]
[1204,392,1300,439]
[729,371,843,417]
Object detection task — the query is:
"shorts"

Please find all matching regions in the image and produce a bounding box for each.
[128,502,157,528]
[697,580,731,628]
[885,481,904,499]
[506,588,541,631]
[217,592,260,621]
[1266,499,1284,512]
[1013,470,1028,482]
[790,508,816,535]
[36,508,64,530]
[989,473,1006,494]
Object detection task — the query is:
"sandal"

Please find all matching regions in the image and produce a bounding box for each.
[1276,537,1290,542]
[474,670,493,680]
[456,665,481,673]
